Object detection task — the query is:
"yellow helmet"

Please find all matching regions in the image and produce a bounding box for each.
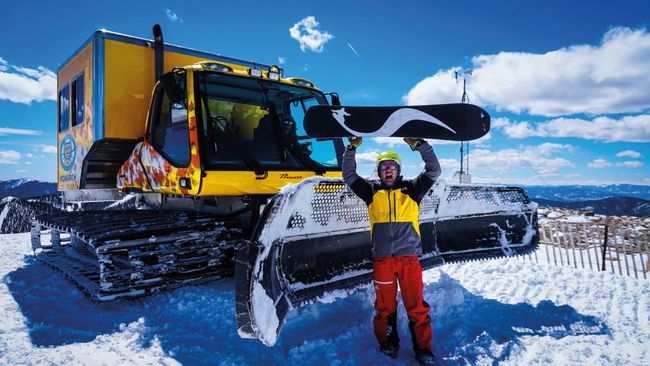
[376,151,401,165]
[376,151,401,174]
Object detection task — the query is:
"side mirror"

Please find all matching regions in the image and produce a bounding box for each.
[159,72,185,105]
[325,92,341,106]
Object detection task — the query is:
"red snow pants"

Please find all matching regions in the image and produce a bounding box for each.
[372,256,432,352]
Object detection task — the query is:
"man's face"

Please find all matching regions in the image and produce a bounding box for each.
[378,160,399,186]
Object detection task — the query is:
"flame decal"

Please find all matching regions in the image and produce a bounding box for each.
[333,107,457,136]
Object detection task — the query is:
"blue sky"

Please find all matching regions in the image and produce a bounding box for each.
[0,0,649,185]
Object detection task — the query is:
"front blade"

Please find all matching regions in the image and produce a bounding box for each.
[235,177,538,346]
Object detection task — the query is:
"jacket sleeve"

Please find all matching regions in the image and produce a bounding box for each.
[342,146,374,205]
[410,142,441,203]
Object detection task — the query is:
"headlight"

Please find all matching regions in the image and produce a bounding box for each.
[268,65,281,80]
[197,62,232,72]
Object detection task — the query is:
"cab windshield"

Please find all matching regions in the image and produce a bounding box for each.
[194,71,342,172]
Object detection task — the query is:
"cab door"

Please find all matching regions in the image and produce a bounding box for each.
[139,70,202,195]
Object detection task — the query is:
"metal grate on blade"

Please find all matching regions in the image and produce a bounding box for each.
[288,213,307,230]
[446,186,530,205]
[312,182,369,226]
[495,188,530,204]
[286,182,370,230]
[420,191,440,215]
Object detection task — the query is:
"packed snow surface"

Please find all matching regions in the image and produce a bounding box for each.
[1,233,648,365]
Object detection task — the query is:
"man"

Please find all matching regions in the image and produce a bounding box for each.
[342,136,441,366]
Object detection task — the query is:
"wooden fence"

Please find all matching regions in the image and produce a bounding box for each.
[523,219,650,280]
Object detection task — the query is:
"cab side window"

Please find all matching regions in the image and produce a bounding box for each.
[149,86,190,166]
[58,85,70,132]
[71,73,84,127]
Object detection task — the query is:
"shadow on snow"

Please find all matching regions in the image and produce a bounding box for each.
[426,273,610,365]
[6,259,609,365]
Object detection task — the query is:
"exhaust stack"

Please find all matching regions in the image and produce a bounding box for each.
[153,24,164,80]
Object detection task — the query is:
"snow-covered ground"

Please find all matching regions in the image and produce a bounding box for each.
[1,232,648,365]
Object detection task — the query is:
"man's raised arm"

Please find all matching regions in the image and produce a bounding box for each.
[342,137,373,205]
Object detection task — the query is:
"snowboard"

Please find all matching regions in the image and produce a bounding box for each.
[304,103,490,141]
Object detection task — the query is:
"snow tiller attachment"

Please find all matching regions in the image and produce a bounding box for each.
[236,177,538,346]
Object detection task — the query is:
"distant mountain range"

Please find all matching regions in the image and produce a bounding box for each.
[519,184,650,216]
[533,196,650,217]
[522,184,650,202]
[0,179,57,199]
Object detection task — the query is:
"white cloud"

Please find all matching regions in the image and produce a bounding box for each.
[163,8,183,23]
[16,169,28,173]
[564,173,582,179]
[278,57,286,65]
[372,137,402,148]
[373,132,491,147]
[616,161,643,168]
[473,175,649,186]
[0,150,20,164]
[439,158,460,170]
[0,127,42,136]
[40,145,57,154]
[616,150,641,158]
[468,143,574,175]
[492,117,510,128]
[0,57,56,104]
[403,27,650,117]
[427,132,493,146]
[355,149,380,164]
[587,159,612,168]
[289,16,334,53]
[495,115,650,142]
[26,153,34,158]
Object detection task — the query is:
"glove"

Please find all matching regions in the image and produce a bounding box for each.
[348,136,363,149]
[404,137,425,150]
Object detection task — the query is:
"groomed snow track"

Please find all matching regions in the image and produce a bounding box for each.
[31,210,241,300]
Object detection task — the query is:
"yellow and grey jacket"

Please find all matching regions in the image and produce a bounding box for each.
[342,143,441,257]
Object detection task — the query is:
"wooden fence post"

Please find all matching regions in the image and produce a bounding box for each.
[601,216,609,272]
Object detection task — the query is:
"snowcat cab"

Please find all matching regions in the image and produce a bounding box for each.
[32,25,539,347]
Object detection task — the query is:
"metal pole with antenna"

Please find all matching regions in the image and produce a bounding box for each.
[457,70,472,183]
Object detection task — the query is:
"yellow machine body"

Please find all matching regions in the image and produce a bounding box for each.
[57,29,342,196]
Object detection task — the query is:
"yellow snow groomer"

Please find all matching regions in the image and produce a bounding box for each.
[33,25,538,347]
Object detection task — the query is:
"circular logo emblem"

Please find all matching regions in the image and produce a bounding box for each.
[60,134,76,171]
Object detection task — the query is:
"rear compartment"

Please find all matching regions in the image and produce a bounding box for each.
[56,30,274,191]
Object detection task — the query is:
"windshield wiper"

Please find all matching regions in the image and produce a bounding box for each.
[200,78,267,179]
[264,96,326,175]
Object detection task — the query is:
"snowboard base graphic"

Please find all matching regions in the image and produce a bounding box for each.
[304,103,490,141]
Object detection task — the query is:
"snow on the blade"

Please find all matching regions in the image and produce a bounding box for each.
[252,281,280,347]
[489,222,516,255]
[288,268,371,292]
